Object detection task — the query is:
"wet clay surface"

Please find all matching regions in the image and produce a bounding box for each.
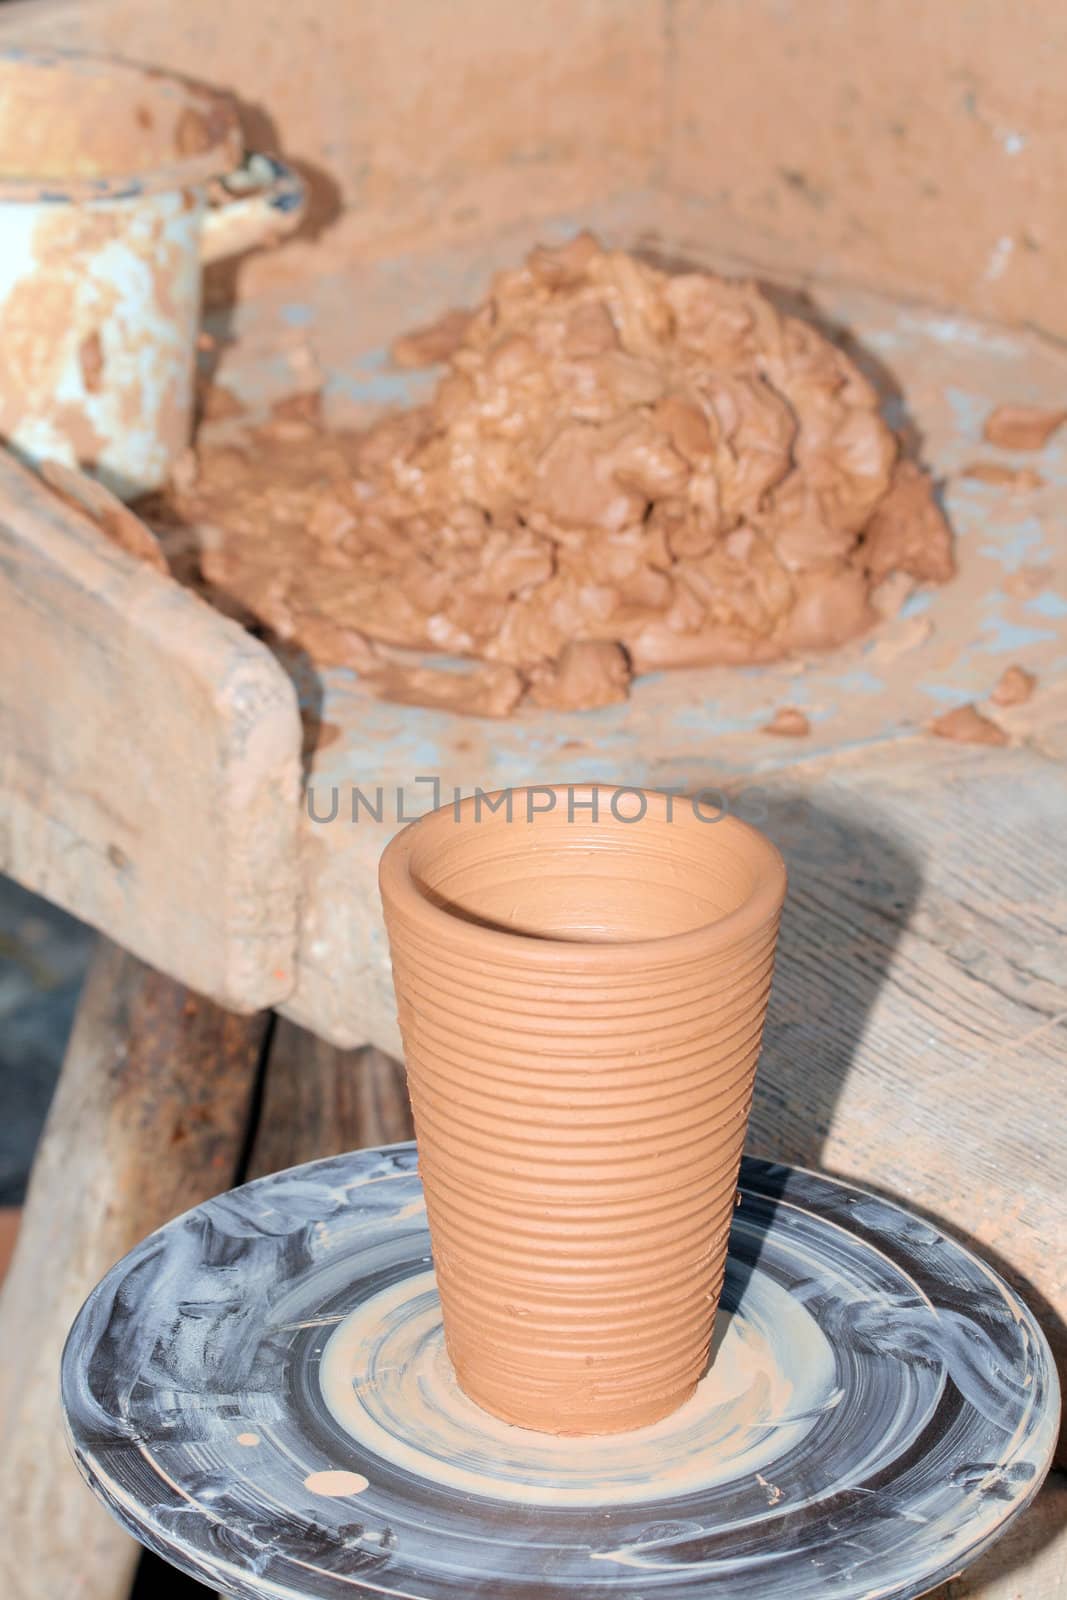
[379,788,786,1433]
[92,189,1066,1061]
[158,235,953,714]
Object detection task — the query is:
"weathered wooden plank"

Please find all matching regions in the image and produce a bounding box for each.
[0,449,302,1012]
[0,937,269,1600]
[248,1020,413,1179]
[744,737,1067,1415]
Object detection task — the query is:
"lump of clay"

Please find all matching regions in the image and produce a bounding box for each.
[176,234,954,713]
[762,706,811,737]
[528,640,631,710]
[983,404,1066,451]
[991,664,1036,707]
[929,703,1009,747]
[962,461,1044,491]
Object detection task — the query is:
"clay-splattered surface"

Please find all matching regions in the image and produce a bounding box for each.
[198,198,1066,752]
[62,1145,1058,1600]
[0,5,1059,1592]
[169,192,1067,1050]
[664,0,1067,339]
[0,185,202,498]
[173,233,953,712]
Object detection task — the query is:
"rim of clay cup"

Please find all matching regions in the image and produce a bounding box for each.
[379,784,787,971]
[0,48,242,202]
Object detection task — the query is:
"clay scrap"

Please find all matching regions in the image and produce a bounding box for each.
[762,706,811,737]
[961,461,1045,491]
[991,664,1036,707]
[929,703,1009,747]
[160,233,955,714]
[40,460,169,574]
[982,404,1067,452]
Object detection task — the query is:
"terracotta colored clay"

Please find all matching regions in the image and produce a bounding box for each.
[868,569,915,620]
[860,460,954,585]
[391,307,475,369]
[991,664,1037,707]
[929,703,1009,747]
[762,705,811,737]
[171,235,955,714]
[372,659,525,718]
[379,785,786,1434]
[527,639,631,710]
[961,461,1045,491]
[982,404,1067,451]
[197,380,245,421]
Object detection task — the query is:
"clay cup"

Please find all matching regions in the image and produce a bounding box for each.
[378,784,786,1434]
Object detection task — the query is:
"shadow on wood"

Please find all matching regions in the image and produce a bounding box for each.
[247,1021,413,1180]
[748,788,923,1170]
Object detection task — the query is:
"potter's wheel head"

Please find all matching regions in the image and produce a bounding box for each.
[63,1145,1057,1600]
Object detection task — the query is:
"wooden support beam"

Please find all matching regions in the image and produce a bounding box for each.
[0,938,269,1600]
[0,448,302,1012]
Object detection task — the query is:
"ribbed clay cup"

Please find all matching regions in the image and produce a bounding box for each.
[378,785,786,1435]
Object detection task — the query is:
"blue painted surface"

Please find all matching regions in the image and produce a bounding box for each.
[919,682,975,704]
[977,516,1050,569]
[834,670,886,695]
[282,302,315,328]
[325,358,429,409]
[944,384,989,437]
[980,617,1056,655]
[1027,591,1067,619]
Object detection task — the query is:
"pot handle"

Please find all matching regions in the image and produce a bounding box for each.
[199,153,305,266]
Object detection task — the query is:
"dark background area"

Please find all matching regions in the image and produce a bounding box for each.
[0,876,91,1207]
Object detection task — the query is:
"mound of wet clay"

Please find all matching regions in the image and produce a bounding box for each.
[171,232,954,714]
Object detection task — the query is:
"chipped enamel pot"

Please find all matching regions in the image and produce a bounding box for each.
[0,49,304,497]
